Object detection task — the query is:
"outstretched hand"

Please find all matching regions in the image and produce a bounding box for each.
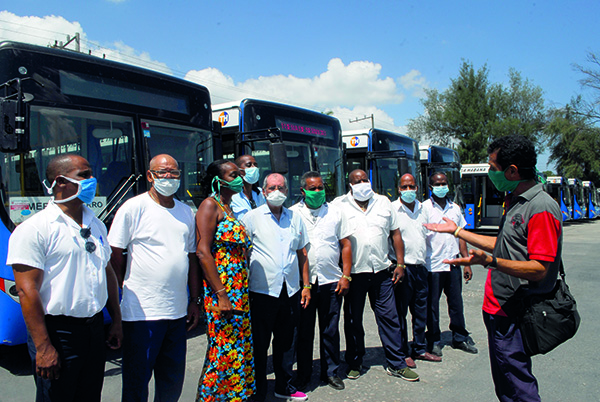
[423,217,458,234]
[444,249,490,267]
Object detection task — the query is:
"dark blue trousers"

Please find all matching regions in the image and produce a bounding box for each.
[426,266,470,349]
[27,312,106,402]
[122,317,187,402]
[483,312,540,402]
[250,287,300,401]
[344,270,407,370]
[394,264,429,356]
[296,281,342,380]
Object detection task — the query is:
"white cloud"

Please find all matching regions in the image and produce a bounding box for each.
[0,11,170,75]
[399,69,429,98]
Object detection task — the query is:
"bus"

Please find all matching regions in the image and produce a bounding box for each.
[568,178,587,220]
[212,99,345,205]
[460,164,504,230]
[546,177,573,222]
[342,128,420,200]
[0,41,217,345]
[582,181,598,219]
[419,145,463,207]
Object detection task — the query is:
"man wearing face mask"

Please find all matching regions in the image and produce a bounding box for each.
[423,172,477,357]
[389,173,441,367]
[332,169,419,382]
[242,173,311,402]
[108,154,201,402]
[7,154,122,402]
[290,171,353,391]
[231,155,266,220]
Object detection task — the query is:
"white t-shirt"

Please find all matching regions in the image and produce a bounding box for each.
[422,198,466,272]
[7,202,111,318]
[108,193,195,321]
[290,201,353,285]
[332,192,399,274]
[389,199,428,266]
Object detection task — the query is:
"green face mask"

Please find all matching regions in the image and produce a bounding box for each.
[213,175,244,194]
[304,189,326,209]
[488,167,527,193]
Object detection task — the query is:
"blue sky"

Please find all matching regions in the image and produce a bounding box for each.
[1,1,599,170]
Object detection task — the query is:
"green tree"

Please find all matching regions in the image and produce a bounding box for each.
[573,51,600,122]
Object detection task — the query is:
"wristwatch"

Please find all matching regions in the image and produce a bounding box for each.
[342,274,352,282]
[303,284,312,290]
[396,263,406,269]
[485,256,498,270]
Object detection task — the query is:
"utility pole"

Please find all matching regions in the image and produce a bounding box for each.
[52,33,81,53]
[349,114,374,128]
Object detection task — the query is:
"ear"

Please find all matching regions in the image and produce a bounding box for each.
[505,165,521,180]
[146,170,154,183]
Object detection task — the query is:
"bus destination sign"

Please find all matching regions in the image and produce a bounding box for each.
[276,117,333,140]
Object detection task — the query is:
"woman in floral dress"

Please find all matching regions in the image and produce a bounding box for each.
[195,160,255,402]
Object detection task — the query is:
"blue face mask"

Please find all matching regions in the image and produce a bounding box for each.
[400,190,417,204]
[243,166,260,184]
[45,175,97,204]
[431,185,449,199]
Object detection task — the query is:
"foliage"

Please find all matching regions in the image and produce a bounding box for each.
[572,51,600,123]
[407,61,548,164]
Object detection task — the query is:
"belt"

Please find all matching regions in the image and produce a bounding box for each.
[46,311,103,326]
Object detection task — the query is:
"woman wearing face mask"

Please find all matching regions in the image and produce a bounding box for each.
[195,160,256,402]
[231,155,266,220]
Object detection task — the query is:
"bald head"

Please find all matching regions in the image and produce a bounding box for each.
[349,169,368,185]
[46,154,87,182]
[149,154,178,171]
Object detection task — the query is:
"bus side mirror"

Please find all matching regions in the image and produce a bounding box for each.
[398,158,409,176]
[211,121,223,160]
[269,142,288,174]
[453,171,461,185]
[0,99,30,152]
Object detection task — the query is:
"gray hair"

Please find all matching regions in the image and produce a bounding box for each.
[300,171,322,188]
[263,173,288,189]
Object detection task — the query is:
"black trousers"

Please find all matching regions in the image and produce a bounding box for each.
[250,286,300,401]
[426,266,470,349]
[296,281,342,380]
[394,264,429,356]
[27,312,106,402]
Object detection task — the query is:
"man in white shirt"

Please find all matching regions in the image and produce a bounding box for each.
[390,173,442,366]
[290,171,353,391]
[242,173,311,402]
[423,172,477,357]
[332,169,419,382]
[7,154,122,402]
[108,154,201,402]
[230,154,266,220]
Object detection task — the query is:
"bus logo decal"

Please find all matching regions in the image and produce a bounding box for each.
[350,136,360,147]
[219,112,229,127]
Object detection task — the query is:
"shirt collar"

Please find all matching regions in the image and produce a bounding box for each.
[400,199,421,213]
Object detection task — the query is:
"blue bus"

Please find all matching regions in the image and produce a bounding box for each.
[460,164,504,230]
[342,128,420,200]
[0,41,217,345]
[212,99,345,205]
[419,145,463,207]
[582,181,598,219]
[546,177,573,222]
[568,178,587,220]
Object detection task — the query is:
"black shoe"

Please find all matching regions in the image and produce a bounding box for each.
[322,375,345,390]
[452,341,478,354]
[431,343,443,357]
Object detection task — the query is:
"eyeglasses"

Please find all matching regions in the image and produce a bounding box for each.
[80,227,96,253]
[266,185,286,191]
[150,169,181,178]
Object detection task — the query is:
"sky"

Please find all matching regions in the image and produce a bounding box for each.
[1,1,599,170]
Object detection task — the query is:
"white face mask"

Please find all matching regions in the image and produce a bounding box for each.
[153,178,180,196]
[266,190,287,207]
[351,182,374,202]
[243,166,260,184]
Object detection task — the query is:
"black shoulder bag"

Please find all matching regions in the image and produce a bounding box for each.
[518,261,580,356]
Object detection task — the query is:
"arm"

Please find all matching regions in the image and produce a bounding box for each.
[297,247,311,308]
[104,261,122,349]
[459,238,473,283]
[390,228,405,284]
[186,253,201,331]
[109,246,127,287]
[196,199,233,319]
[335,237,352,296]
[12,264,61,380]
[424,217,497,252]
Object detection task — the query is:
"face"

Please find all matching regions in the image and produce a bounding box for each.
[264,174,287,196]
[237,155,258,171]
[219,162,241,183]
[147,155,180,184]
[487,150,503,172]
[429,173,448,189]
[56,156,93,199]
[399,174,417,192]
[349,170,369,186]
[302,177,324,196]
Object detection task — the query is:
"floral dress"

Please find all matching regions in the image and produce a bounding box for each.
[196,205,255,402]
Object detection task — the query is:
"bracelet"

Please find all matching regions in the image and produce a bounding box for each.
[196,296,202,305]
[342,274,352,282]
[484,256,498,270]
[396,263,406,269]
[303,284,312,290]
[215,287,227,294]
[453,227,462,237]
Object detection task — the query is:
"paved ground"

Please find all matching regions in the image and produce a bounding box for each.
[1,220,599,402]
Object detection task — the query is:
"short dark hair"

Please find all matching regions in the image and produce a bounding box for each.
[487,135,537,180]
[46,154,75,183]
[428,171,447,187]
[205,159,232,193]
[300,171,321,188]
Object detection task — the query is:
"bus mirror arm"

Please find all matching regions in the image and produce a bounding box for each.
[98,173,143,222]
[0,77,33,152]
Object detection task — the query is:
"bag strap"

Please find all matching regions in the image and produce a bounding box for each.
[559,259,566,281]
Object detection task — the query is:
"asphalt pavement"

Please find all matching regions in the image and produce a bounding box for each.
[1,219,598,402]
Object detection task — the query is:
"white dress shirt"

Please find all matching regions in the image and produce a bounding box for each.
[242,204,309,297]
[290,201,353,285]
[389,199,429,265]
[423,198,466,272]
[7,201,111,318]
[332,192,399,274]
